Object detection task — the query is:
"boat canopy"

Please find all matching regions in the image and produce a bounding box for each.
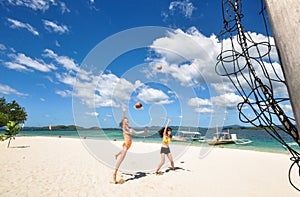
[177,131,201,135]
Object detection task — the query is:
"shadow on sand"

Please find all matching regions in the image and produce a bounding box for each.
[10,145,30,148]
[123,166,190,183]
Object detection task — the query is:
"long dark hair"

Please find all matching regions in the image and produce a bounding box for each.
[158,127,172,138]
[119,117,128,128]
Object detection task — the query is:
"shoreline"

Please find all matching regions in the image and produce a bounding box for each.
[14,134,293,155]
[1,136,299,196]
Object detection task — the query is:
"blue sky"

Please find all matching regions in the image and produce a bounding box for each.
[0,0,293,128]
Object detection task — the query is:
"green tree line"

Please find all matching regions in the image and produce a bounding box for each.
[0,97,27,127]
[0,97,27,147]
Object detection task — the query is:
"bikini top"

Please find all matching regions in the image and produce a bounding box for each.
[163,136,171,144]
[124,127,132,135]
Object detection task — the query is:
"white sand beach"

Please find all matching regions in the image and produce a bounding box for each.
[1,136,299,197]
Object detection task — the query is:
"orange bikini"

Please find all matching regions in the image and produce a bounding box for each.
[123,127,133,149]
[122,141,132,149]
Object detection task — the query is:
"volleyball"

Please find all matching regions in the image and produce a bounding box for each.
[135,102,142,109]
[156,65,162,70]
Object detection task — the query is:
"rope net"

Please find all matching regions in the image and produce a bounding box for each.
[215,0,300,191]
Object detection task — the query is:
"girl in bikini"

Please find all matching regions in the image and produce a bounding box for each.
[155,118,175,175]
[113,106,148,183]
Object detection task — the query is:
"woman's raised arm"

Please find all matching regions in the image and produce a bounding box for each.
[163,118,171,136]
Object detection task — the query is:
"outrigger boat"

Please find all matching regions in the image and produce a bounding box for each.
[206,130,234,145]
[205,129,252,146]
[173,129,205,142]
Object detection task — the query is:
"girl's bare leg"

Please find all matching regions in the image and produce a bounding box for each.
[115,150,122,159]
[167,153,175,170]
[155,154,165,174]
[113,147,128,182]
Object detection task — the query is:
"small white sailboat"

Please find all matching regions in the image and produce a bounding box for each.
[49,124,52,131]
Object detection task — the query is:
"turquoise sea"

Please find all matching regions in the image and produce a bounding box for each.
[7,128,300,154]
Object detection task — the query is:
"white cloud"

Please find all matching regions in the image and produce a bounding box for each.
[195,107,214,113]
[72,73,139,108]
[0,83,28,96]
[71,69,175,109]
[8,53,57,72]
[137,87,173,105]
[43,20,69,34]
[256,61,287,97]
[0,44,7,50]
[7,0,52,11]
[35,26,284,123]
[169,0,195,18]
[9,47,16,53]
[149,28,221,87]
[7,0,69,13]
[55,40,61,47]
[85,112,99,117]
[4,62,33,72]
[88,0,98,11]
[211,93,244,109]
[247,32,278,61]
[96,74,139,103]
[149,27,285,104]
[55,73,76,86]
[188,93,244,113]
[188,97,213,113]
[7,18,39,36]
[279,104,293,113]
[211,83,236,94]
[55,89,72,97]
[151,28,218,64]
[216,31,278,77]
[188,97,212,107]
[59,1,70,13]
[43,49,78,71]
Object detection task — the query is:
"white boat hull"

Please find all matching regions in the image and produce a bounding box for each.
[206,139,235,145]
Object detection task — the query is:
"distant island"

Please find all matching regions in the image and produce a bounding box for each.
[0,124,285,131]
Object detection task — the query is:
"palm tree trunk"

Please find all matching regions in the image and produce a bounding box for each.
[7,137,11,148]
